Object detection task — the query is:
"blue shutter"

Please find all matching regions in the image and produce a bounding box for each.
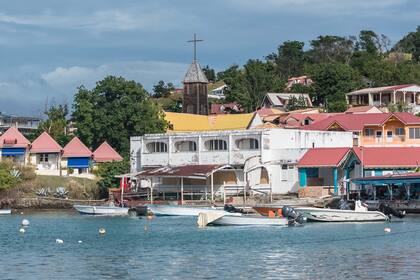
[67,157,90,168]
[1,148,26,156]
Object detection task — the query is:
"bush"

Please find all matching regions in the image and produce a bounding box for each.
[0,169,18,190]
[96,160,130,198]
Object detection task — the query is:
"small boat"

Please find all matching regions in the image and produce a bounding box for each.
[206,215,290,226]
[73,205,130,216]
[0,209,11,215]
[295,200,389,222]
[147,204,241,217]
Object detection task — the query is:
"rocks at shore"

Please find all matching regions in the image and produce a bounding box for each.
[1,197,106,209]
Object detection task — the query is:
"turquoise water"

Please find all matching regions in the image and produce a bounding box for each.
[0,211,419,280]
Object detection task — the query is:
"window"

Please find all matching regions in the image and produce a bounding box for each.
[409,128,420,139]
[40,153,49,163]
[364,128,374,136]
[236,138,259,150]
[387,131,393,138]
[395,128,405,136]
[281,164,288,170]
[306,168,319,178]
[303,118,311,125]
[373,94,380,102]
[175,141,197,152]
[146,142,168,153]
[376,131,382,138]
[205,139,227,151]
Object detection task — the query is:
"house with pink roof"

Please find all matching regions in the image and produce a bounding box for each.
[29,131,62,174]
[93,141,123,163]
[62,137,92,176]
[0,127,31,164]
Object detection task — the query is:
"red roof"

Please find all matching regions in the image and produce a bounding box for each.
[0,127,30,148]
[345,106,381,114]
[298,147,353,167]
[303,112,420,131]
[136,164,229,179]
[93,141,123,162]
[30,132,62,153]
[298,147,420,168]
[281,113,339,128]
[62,137,92,158]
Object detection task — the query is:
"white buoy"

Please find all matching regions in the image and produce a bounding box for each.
[21,219,30,226]
[56,239,64,244]
[99,228,106,235]
[19,228,25,233]
[78,240,83,244]
[384,227,391,233]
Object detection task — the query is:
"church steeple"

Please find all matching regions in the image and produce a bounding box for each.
[182,34,209,115]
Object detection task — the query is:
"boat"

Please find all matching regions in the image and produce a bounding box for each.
[0,209,11,215]
[73,204,130,216]
[147,204,241,217]
[294,200,389,222]
[205,215,291,226]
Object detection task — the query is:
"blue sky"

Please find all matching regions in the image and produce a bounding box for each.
[0,0,419,116]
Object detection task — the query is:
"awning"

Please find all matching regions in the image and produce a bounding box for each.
[67,157,90,168]
[352,172,420,185]
[1,147,26,156]
[136,164,231,179]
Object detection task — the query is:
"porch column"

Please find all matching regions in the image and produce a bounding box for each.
[180,177,184,205]
[379,92,382,106]
[393,90,396,104]
[299,168,307,187]
[345,168,350,195]
[403,91,406,103]
[210,173,214,204]
[333,167,338,195]
[368,94,373,105]
[150,178,153,204]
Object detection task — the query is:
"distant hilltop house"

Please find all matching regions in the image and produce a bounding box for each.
[260,92,313,111]
[285,75,313,91]
[208,84,227,99]
[210,102,243,114]
[0,112,40,135]
[345,84,420,113]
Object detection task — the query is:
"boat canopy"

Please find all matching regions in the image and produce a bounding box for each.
[352,172,420,185]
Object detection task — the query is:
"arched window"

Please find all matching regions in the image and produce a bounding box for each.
[146,142,168,153]
[205,139,227,151]
[175,141,197,152]
[236,138,259,150]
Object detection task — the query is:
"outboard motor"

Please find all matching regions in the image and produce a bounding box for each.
[379,203,406,219]
[282,205,306,225]
[224,204,244,213]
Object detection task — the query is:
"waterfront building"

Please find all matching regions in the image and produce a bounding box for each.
[29,132,62,175]
[0,127,30,165]
[93,141,123,163]
[62,137,92,177]
[345,84,420,113]
[260,93,313,111]
[131,128,353,198]
[297,147,420,197]
[0,112,40,135]
[303,112,420,147]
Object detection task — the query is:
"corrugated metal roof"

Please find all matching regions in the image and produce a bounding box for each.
[347,84,420,95]
[30,131,62,153]
[136,164,229,179]
[298,147,352,167]
[183,60,209,83]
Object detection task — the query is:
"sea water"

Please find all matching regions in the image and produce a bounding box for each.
[0,211,419,280]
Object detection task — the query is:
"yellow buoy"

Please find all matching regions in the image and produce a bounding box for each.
[384,227,391,233]
[99,228,106,235]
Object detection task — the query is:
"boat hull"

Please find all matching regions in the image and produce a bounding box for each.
[210,215,289,226]
[147,204,240,217]
[73,205,129,216]
[0,209,11,215]
[295,207,388,222]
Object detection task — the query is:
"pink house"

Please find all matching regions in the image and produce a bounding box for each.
[0,127,31,164]
[93,141,123,163]
[62,137,92,175]
[30,132,62,173]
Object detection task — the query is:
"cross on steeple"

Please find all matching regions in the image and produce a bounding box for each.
[187,33,203,61]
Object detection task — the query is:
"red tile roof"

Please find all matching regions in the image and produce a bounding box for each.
[62,137,92,158]
[298,147,353,167]
[136,164,229,179]
[93,141,123,162]
[0,127,30,148]
[30,132,62,153]
[345,106,381,114]
[303,112,420,131]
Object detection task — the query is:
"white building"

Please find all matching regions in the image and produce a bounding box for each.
[130,128,353,198]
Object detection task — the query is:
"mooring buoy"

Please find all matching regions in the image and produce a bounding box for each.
[99,228,106,234]
[21,219,30,226]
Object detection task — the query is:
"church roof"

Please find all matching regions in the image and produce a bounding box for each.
[183,60,209,84]
[30,132,62,153]
[93,141,123,162]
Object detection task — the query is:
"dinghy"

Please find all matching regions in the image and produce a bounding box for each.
[73,204,129,216]
[147,204,241,217]
[205,215,290,226]
[0,209,11,215]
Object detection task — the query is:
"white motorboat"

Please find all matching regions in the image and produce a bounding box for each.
[147,204,241,217]
[0,209,11,215]
[295,201,389,222]
[206,215,290,226]
[73,205,130,216]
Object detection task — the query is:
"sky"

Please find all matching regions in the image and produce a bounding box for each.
[0,0,419,116]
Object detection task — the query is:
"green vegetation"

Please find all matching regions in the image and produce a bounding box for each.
[0,160,35,190]
[94,160,130,198]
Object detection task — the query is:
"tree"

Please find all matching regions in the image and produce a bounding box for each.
[307,63,362,112]
[285,95,308,111]
[202,65,216,82]
[152,80,175,98]
[308,35,355,64]
[96,160,130,198]
[30,104,71,146]
[267,41,305,78]
[393,26,420,62]
[72,76,167,157]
